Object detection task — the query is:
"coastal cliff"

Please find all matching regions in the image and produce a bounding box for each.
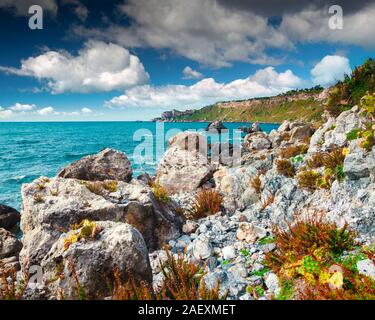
[153,86,327,123]
[1,60,375,300]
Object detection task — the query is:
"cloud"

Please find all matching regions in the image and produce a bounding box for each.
[61,0,88,21]
[183,67,203,79]
[81,107,92,113]
[0,0,58,16]
[10,103,36,111]
[218,0,375,17]
[280,3,375,48]
[0,109,13,119]
[71,1,375,67]
[73,0,292,67]
[0,103,99,120]
[37,106,57,115]
[311,55,351,86]
[105,66,302,109]
[0,41,150,94]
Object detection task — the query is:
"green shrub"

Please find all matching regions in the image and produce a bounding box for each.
[346,128,362,141]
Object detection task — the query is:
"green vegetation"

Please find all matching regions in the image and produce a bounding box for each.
[151,181,170,203]
[326,58,375,116]
[64,220,102,251]
[258,236,275,245]
[158,59,374,123]
[251,268,270,277]
[174,95,324,123]
[265,215,375,300]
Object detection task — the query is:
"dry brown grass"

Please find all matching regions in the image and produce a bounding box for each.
[251,173,262,194]
[260,193,275,212]
[112,269,154,300]
[297,170,321,190]
[279,144,309,159]
[158,251,224,300]
[0,265,27,300]
[276,159,295,177]
[307,152,326,168]
[189,189,223,220]
[84,181,104,195]
[322,148,346,170]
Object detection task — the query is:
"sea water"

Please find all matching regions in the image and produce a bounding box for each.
[0,121,279,210]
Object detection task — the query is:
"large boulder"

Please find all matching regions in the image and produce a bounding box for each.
[323,108,367,149]
[157,146,215,193]
[0,204,20,232]
[168,131,209,155]
[289,124,315,143]
[57,148,132,182]
[214,165,259,211]
[0,228,22,259]
[308,117,336,153]
[157,132,216,194]
[20,177,183,269]
[243,132,272,151]
[41,221,152,299]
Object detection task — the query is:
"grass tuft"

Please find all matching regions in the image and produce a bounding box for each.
[189,189,223,220]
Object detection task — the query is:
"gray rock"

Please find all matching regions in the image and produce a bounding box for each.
[182,220,199,234]
[344,151,370,180]
[278,121,290,133]
[323,110,366,149]
[289,124,314,143]
[265,272,280,295]
[222,246,236,260]
[0,204,20,232]
[156,145,215,194]
[192,236,212,260]
[357,259,375,280]
[20,177,183,269]
[0,228,22,259]
[236,222,269,243]
[58,148,132,182]
[41,221,152,299]
[243,132,272,151]
[214,165,259,211]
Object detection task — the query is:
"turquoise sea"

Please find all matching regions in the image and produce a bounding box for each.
[0,121,279,210]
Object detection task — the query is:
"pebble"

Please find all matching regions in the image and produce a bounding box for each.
[222,245,236,260]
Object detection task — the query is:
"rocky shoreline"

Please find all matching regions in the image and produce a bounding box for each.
[1,104,375,300]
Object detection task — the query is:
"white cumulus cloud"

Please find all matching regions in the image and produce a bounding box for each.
[0,109,14,119]
[81,107,92,113]
[106,66,302,109]
[37,106,57,115]
[0,41,150,94]
[311,55,352,86]
[183,67,203,79]
[10,103,36,111]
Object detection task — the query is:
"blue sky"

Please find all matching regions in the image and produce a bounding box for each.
[0,0,374,121]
